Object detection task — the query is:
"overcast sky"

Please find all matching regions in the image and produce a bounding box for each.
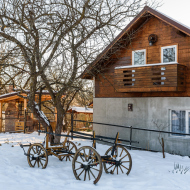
[157,0,190,27]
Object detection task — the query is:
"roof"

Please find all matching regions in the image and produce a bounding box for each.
[0,90,53,102]
[68,107,93,114]
[81,6,190,79]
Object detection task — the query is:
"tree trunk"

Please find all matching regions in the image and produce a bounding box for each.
[54,102,64,144]
[27,76,54,143]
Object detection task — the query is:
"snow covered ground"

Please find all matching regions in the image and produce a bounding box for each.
[0,132,190,190]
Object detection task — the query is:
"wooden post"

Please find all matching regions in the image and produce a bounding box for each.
[162,138,165,158]
[24,109,27,133]
[24,99,27,111]
[130,126,133,150]
[0,101,2,132]
[23,99,27,134]
[38,88,42,135]
[71,111,74,140]
[55,107,57,124]
[31,112,33,120]
[93,131,96,149]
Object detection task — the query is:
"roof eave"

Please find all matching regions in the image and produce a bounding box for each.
[80,6,190,79]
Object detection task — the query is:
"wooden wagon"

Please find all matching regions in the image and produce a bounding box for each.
[20,129,133,184]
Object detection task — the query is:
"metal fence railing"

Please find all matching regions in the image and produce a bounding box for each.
[71,119,190,153]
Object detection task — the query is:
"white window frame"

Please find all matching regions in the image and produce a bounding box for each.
[132,49,146,66]
[161,45,177,64]
[170,109,190,137]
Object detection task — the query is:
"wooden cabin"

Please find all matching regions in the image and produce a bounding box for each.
[67,107,93,131]
[0,89,55,132]
[81,6,190,156]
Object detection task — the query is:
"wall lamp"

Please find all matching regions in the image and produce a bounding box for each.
[148,34,157,46]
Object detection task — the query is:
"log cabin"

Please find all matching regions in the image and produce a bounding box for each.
[81,6,190,156]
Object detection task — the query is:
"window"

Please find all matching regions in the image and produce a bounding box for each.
[132,49,146,65]
[170,110,190,136]
[161,45,177,63]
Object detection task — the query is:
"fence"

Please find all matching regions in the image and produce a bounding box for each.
[71,118,190,154]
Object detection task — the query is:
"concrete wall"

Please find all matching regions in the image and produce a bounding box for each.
[93,97,190,156]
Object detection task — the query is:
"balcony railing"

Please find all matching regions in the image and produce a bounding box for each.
[114,63,186,92]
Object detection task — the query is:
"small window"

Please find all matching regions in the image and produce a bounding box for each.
[161,45,177,63]
[132,49,146,66]
[170,110,190,136]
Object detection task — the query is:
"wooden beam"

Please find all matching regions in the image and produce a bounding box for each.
[55,108,57,123]
[31,112,34,120]
[24,99,27,111]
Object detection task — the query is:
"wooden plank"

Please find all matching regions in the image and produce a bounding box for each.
[116,82,178,87]
[115,65,178,71]
[114,76,178,81]
[116,87,178,92]
[15,121,25,131]
[114,73,178,79]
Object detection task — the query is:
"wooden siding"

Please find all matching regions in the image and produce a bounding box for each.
[95,16,190,98]
[114,64,186,92]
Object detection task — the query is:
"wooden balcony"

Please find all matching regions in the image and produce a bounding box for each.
[114,63,186,92]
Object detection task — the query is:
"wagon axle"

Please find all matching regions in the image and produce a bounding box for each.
[104,160,122,167]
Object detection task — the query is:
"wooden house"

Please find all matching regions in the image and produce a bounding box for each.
[81,6,190,155]
[0,89,55,132]
[67,107,93,131]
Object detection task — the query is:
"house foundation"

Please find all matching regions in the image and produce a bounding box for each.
[93,97,190,156]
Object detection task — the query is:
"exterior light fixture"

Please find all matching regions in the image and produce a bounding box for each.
[148,34,157,46]
[128,104,133,111]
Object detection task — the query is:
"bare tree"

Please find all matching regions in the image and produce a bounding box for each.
[0,0,160,143]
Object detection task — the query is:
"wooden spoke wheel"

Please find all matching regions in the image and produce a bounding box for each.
[72,146,102,184]
[61,141,77,161]
[103,145,132,175]
[27,143,48,169]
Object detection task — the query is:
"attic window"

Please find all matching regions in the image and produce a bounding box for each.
[161,45,177,63]
[132,49,146,65]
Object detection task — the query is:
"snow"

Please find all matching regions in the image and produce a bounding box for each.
[0,90,52,99]
[35,102,50,126]
[115,62,179,69]
[0,92,18,99]
[69,107,93,113]
[0,132,190,190]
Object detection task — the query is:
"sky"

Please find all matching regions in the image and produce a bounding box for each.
[157,0,190,27]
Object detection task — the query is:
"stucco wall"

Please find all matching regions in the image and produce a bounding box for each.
[93,97,190,156]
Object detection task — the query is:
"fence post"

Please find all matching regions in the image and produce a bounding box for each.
[130,126,133,150]
[24,109,27,134]
[71,111,74,140]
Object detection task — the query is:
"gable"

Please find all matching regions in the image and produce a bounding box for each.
[111,16,187,68]
[81,6,190,79]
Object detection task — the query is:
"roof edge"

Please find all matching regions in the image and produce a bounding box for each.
[81,6,190,79]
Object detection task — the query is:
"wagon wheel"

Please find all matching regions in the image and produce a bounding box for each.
[103,145,132,175]
[61,141,77,161]
[72,146,102,184]
[27,143,48,169]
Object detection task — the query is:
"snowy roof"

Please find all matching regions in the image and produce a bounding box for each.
[0,92,18,99]
[68,107,93,113]
[0,90,53,101]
